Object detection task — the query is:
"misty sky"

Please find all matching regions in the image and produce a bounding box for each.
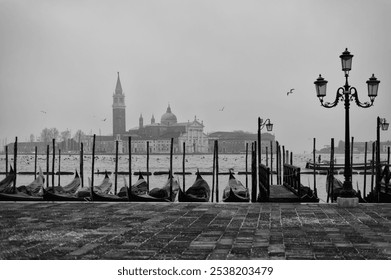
[1,0,390,152]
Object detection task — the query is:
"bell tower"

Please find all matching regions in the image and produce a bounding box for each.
[112,72,126,135]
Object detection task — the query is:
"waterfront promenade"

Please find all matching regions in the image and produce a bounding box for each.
[1,202,391,260]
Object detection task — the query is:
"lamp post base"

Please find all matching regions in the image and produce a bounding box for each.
[337,197,359,207]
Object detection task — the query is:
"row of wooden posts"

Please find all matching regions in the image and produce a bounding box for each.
[4,134,297,202]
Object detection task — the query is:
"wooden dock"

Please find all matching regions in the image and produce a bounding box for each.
[269,184,300,202]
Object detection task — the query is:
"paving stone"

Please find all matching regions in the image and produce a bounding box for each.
[1,202,391,260]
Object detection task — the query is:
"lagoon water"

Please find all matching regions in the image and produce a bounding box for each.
[1,152,388,202]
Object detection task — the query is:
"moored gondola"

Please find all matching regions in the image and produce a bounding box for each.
[91,176,129,202]
[222,172,250,202]
[178,171,210,202]
[149,173,180,201]
[129,173,170,202]
[0,168,45,201]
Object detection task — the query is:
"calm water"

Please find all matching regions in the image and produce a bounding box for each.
[1,152,388,202]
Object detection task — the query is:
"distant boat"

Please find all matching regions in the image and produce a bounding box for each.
[305,161,376,171]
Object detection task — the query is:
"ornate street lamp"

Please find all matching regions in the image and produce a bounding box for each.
[376,117,389,201]
[258,117,273,200]
[314,48,380,198]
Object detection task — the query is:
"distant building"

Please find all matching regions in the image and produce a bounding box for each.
[126,105,209,153]
[5,139,80,154]
[208,131,275,154]
[112,72,126,136]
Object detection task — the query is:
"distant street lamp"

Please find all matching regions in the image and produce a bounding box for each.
[376,117,389,201]
[314,48,380,198]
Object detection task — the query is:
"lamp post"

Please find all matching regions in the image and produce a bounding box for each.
[314,48,380,198]
[258,117,273,199]
[376,117,389,201]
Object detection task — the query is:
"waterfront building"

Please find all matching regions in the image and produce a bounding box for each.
[207,131,275,154]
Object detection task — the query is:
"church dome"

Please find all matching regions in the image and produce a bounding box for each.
[161,104,177,126]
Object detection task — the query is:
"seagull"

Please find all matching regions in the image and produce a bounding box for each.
[102,118,107,122]
[40,110,47,114]
[219,106,225,111]
[287,88,295,95]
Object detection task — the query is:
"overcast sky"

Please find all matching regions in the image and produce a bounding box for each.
[1,0,390,152]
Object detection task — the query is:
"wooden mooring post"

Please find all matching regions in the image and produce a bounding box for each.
[215,140,219,202]
[58,149,61,186]
[370,142,375,198]
[251,142,257,202]
[80,142,84,188]
[313,138,316,195]
[52,139,55,187]
[245,142,248,189]
[13,137,17,191]
[276,141,279,185]
[91,134,96,193]
[327,138,335,203]
[270,141,273,185]
[211,141,216,202]
[34,146,37,179]
[46,145,49,189]
[128,136,132,188]
[128,137,132,194]
[5,145,8,176]
[114,140,119,195]
[146,141,150,190]
[363,142,368,198]
[182,141,186,192]
[169,138,173,201]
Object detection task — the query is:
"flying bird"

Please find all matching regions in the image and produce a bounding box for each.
[40,110,47,114]
[102,118,107,122]
[287,89,295,95]
[219,106,225,111]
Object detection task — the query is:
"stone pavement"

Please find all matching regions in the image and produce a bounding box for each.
[1,202,391,260]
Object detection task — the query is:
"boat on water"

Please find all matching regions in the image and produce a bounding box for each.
[325,171,363,202]
[129,173,170,202]
[0,168,45,201]
[76,171,112,199]
[91,176,129,202]
[149,173,180,202]
[306,161,376,171]
[364,165,391,203]
[43,171,86,201]
[178,171,210,202]
[222,172,250,202]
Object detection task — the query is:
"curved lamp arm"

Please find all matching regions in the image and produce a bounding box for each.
[350,87,374,108]
[319,87,344,108]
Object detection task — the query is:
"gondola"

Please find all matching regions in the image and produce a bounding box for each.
[222,172,250,202]
[129,173,170,202]
[43,171,86,201]
[76,171,112,198]
[326,171,363,202]
[305,161,381,171]
[0,167,16,194]
[364,165,391,203]
[178,171,210,202]
[149,173,180,201]
[0,168,45,201]
[91,176,129,202]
